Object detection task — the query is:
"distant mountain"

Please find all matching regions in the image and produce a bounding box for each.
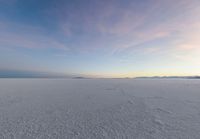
[0,69,72,78]
[73,77,88,79]
[135,76,200,79]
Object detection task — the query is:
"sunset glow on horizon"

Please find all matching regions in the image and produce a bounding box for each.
[0,0,200,78]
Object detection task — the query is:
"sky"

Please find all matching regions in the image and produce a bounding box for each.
[0,0,200,78]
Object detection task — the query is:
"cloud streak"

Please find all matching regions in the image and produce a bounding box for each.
[0,21,69,51]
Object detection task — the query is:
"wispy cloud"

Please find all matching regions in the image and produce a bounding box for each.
[0,21,69,51]
[57,0,199,54]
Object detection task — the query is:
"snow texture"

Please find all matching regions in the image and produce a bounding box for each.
[0,79,200,139]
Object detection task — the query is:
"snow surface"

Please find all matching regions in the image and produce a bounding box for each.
[0,79,200,139]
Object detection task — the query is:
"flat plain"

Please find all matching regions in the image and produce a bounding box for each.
[0,79,200,139]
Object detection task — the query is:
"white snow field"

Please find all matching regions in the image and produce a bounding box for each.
[0,79,200,139]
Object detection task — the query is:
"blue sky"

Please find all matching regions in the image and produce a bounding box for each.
[0,0,200,77]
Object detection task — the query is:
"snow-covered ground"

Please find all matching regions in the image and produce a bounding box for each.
[0,79,200,139]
